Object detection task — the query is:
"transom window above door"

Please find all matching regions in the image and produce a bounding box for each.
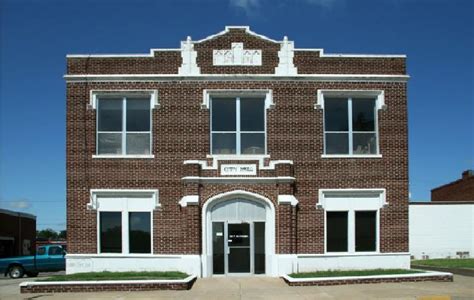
[211,97,266,155]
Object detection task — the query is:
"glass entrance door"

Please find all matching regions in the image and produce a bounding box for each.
[211,221,265,275]
[227,223,251,273]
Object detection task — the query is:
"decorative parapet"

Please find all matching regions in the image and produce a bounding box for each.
[178,36,200,76]
[275,36,298,76]
[213,42,262,66]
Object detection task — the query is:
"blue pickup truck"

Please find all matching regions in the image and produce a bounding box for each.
[0,244,66,278]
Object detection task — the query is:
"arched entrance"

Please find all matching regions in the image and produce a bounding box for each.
[201,190,276,277]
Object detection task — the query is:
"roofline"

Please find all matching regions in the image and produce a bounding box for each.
[66,26,406,59]
[64,73,410,83]
[66,51,406,59]
[0,208,36,220]
[431,175,474,192]
[410,201,474,205]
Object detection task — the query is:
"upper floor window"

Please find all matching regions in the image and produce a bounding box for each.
[324,97,378,155]
[97,97,151,156]
[211,97,266,155]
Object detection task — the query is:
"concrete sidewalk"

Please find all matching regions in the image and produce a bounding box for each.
[1,275,473,299]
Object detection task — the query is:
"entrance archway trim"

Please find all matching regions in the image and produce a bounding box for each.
[201,190,276,277]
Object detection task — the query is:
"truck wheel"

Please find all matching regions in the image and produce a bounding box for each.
[8,265,24,279]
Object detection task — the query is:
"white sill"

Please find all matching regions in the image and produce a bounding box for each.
[92,155,155,159]
[321,154,382,159]
[206,154,270,159]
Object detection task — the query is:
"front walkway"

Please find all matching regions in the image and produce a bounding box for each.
[1,275,473,299]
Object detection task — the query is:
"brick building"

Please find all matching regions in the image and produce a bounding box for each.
[0,209,36,258]
[65,26,410,276]
[431,170,474,202]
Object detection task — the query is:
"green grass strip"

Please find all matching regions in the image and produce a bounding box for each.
[38,271,189,282]
[411,258,474,269]
[289,269,424,278]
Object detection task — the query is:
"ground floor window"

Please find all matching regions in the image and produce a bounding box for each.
[99,211,152,254]
[326,210,378,253]
[129,212,152,253]
[326,211,348,252]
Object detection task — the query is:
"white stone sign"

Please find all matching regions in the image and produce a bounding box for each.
[220,164,257,176]
[213,43,262,66]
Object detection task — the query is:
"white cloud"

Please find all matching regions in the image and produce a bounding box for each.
[304,0,339,8]
[229,0,260,14]
[0,198,32,210]
[229,0,339,15]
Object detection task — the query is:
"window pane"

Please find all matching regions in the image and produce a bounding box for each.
[254,222,265,274]
[353,133,377,154]
[98,133,122,155]
[212,133,236,154]
[355,211,377,252]
[126,98,150,132]
[241,133,265,154]
[48,246,63,256]
[212,222,225,274]
[100,212,122,253]
[240,98,265,131]
[129,212,151,254]
[212,98,236,131]
[98,99,122,131]
[325,133,349,154]
[126,133,150,155]
[327,211,348,252]
[325,98,348,131]
[352,99,376,131]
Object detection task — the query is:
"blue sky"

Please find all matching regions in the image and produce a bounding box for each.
[0,0,472,231]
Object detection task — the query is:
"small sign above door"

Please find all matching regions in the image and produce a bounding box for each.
[220,164,257,176]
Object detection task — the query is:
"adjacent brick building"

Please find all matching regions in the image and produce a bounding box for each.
[0,209,36,258]
[431,170,474,202]
[65,26,410,276]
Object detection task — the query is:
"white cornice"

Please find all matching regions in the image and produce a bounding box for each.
[182,176,295,184]
[64,74,409,83]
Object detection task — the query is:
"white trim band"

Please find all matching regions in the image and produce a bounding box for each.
[65,74,410,83]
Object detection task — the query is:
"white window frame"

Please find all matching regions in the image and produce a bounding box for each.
[92,90,158,159]
[324,209,380,254]
[210,96,267,156]
[318,188,386,255]
[316,90,385,158]
[88,189,159,256]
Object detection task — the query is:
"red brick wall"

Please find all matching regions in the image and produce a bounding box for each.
[431,171,474,201]
[66,29,409,256]
[66,81,408,255]
[294,51,406,75]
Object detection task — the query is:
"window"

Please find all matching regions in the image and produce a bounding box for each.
[99,211,152,254]
[326,211,348,252]
[100,212,122,253]
[97,97,151,156]
[129,212,151,254]
[325,210,378,253]
[324,97,378,155]
[211,97,266,155]
[355,211,377,252]
[37,247,46,255]
[48,246,64,256]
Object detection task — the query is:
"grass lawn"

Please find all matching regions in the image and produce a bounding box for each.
[38,271,189,282]
[411,258,474,269]
[289,269,424,278]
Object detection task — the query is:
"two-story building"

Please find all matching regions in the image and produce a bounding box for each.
[65,26,410,276]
